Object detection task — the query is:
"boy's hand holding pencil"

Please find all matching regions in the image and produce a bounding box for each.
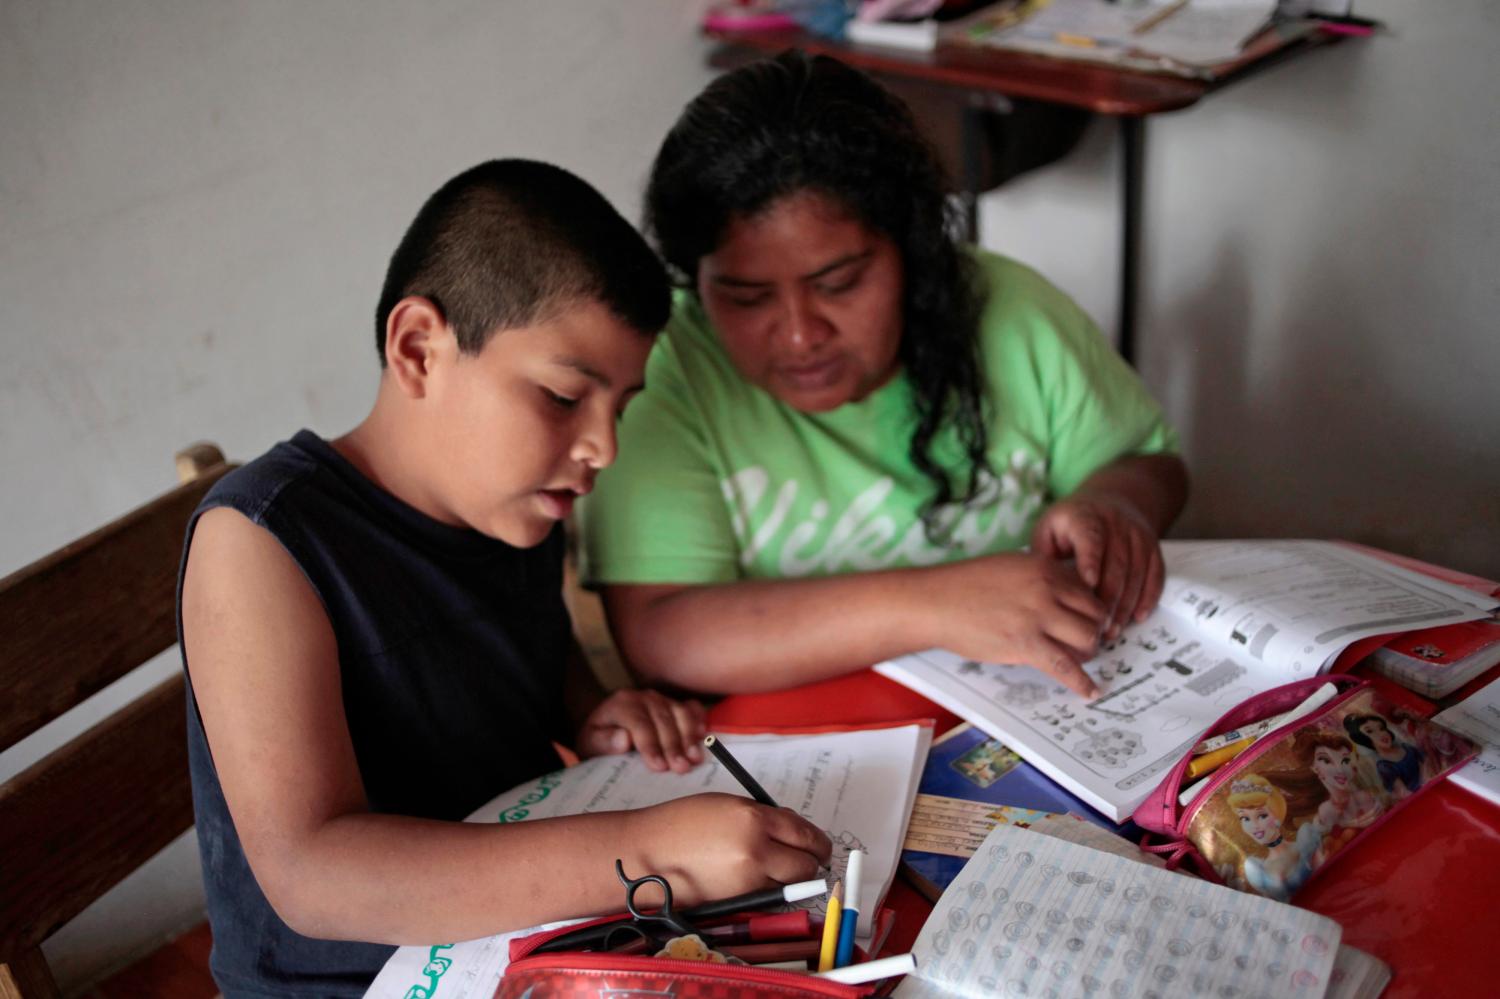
[626,793,833,904]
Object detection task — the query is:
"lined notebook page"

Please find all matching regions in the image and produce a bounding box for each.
[897,824,1341,999]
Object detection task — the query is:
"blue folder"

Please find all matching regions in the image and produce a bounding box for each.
[900,723,1140,900]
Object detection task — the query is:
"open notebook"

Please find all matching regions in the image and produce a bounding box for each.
[877,540,1498,820]
[893,822,1389,999]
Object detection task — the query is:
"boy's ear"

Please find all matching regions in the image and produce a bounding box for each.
[383,296,451,399]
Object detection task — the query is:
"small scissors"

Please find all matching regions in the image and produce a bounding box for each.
[603,859,702,950]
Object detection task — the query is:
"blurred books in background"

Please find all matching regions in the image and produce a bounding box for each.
[836,0,1357,81]
[948,0,1295,77]
[703,2,1377,80]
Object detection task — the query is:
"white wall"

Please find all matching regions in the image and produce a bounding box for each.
[3,0,1497,991]
[0,1,715,992]
[981,0,1500,577]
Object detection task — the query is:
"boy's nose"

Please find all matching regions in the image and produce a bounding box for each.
[573,413,618,470]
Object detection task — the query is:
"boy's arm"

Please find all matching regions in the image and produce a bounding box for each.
[183,508,827,945]
[602,551,1108,698]
[562,638,706,772]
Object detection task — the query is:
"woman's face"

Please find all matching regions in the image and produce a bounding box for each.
[1312,745,1356,792]
[697,192,905,413]
[1236,803,1282,845]
[1359,719,1395,751]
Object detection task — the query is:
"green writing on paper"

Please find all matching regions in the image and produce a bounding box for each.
[497,770,564,823]
[401,942,454,999]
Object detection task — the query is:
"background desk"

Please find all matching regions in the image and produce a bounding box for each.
[706,26,1341,365]
[710,671,1500,998]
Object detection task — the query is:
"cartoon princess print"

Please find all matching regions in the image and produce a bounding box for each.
[1344,712,1425,798]
[1226,774,1323,902]
[1295,729,1385,866]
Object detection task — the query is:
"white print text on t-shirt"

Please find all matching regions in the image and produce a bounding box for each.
[721,449,1048,577]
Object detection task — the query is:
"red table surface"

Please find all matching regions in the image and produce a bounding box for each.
[710,670,1500,997]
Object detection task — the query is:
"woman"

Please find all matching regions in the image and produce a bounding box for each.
[1226,774,1322,901]
[581,51,1188,697]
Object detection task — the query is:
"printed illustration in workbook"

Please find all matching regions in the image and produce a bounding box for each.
[876,540,1499,821]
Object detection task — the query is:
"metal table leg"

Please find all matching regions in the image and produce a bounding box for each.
[1118,115,1145,366]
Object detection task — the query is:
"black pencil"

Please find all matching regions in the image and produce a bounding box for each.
[703,734,779,807]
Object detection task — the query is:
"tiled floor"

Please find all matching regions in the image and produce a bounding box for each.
[79,922,217,999]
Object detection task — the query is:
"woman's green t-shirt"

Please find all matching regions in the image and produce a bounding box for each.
[580,252,1177,584]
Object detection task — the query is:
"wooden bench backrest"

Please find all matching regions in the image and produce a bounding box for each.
[0,447,232,997]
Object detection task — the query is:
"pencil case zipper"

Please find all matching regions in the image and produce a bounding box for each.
[1179,675,1370,829]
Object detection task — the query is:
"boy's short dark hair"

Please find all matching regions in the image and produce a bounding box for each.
[375,159,669,364]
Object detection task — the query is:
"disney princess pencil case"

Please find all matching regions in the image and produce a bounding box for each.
[1132,675,1478,901]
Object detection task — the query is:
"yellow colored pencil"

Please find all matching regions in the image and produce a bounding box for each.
[818,882,843,973]
[1133,0,1191,36]
[1185,737,1253,779]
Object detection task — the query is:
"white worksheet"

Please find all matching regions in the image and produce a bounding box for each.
[1435,674,1500,808]
[364,723,931,998]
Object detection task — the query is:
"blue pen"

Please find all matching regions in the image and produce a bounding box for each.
[834,849,864,969]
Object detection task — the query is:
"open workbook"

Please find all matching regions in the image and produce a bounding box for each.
[876,540,1499,821]
[364,722,931,999]
[893,822,1389,999]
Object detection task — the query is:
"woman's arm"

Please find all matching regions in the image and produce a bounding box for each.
[602,454,1184,697]
[182,509,828,945]
[1031,453,1189,638]
[602,551,1106,697]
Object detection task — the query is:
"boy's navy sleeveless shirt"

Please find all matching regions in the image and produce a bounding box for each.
[179,430,570,997]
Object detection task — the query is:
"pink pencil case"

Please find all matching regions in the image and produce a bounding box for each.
[1132,675,1479,902]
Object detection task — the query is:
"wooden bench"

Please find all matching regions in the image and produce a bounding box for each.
[0,445,233,998]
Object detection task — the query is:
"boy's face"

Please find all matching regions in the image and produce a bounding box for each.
[426,299,652,547]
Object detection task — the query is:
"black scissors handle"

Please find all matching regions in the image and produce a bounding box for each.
[531,860,702,954]
[616,859,699,939]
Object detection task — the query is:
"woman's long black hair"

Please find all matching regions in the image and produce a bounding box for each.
[645,50,991,541]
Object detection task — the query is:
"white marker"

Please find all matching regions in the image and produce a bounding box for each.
[1178,683,1341,806]
[1191,682,1340,755]
[817,952,917,984]
[834,849,864,968]
[782,878,828,904]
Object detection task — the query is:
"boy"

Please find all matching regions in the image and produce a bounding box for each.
[179,160,831,997]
